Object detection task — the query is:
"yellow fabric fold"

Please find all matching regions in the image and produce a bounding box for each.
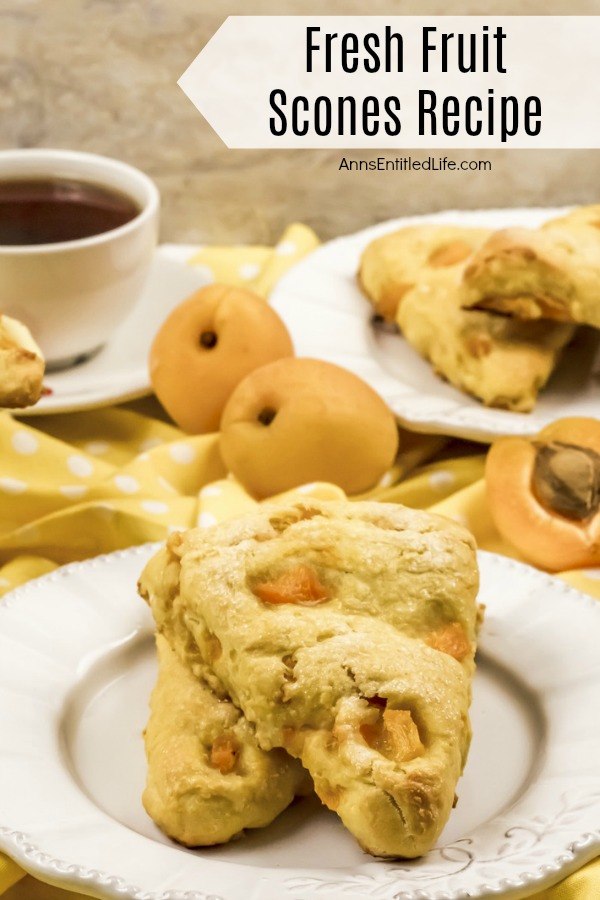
[1,225,598,899]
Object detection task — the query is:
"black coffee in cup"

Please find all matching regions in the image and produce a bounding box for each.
[0,177,140,245]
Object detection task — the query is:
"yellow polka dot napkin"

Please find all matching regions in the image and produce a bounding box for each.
[1,224,599,899]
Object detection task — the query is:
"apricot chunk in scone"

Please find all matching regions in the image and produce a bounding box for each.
[253,564,330,606]
[426,622,471,662]
[219,357,399,497]
[360,708,424,763]
[209,733,239,774]
[149,284,293,433]
[486,417,600,571]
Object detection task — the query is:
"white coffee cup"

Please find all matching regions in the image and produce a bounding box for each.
[0,149,159,369]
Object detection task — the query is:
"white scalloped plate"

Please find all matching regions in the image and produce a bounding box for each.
[0,545,599,900]
[270,207,600,443]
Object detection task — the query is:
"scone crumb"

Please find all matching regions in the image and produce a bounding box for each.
[209,733,239,774]
[253,564,330,606]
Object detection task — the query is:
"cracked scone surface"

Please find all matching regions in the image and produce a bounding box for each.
[143,635,308,846]
[139,499,479,858]
[461,204,600,328]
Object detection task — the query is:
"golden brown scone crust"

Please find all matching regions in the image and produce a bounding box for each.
[139,499,479,858]
[0,315,44,409]
[358,225,491,321]
[398,270,574,413]
[143,635,308,846]
[462,205,600,327]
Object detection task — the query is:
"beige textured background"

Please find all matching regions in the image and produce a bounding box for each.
[0,0,599,244]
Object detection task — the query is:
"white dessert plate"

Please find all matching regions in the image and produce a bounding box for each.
[18,245,207,416]
[270,207,600,443]
[0,545,599,899]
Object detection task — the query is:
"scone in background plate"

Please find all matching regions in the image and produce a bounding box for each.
[270,207,600,443]
[0,544,599,900]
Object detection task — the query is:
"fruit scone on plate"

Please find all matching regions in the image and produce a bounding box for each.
[139,499,480,858]
[358,225,575,412]
[0,314,44,408]
[359,224,491,323]
[141,612,309,846]
[461,204,600,328]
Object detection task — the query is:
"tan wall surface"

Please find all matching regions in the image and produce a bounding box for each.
[1,0,599,244]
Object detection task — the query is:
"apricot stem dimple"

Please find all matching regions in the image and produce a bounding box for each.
[199,330,218,349]
[257,406,277,426]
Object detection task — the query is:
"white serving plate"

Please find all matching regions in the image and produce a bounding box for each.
[270,207,600,443]
[0,545,599,899]
[18,245,207,416]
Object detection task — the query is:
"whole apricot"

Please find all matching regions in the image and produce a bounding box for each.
[149,285,294,433]
[220,358,399,498]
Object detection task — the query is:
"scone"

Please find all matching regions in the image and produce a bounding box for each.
[0,314,44,408]
[139,499,479,858]
[358,224,491,321]
[143,635,308,846]
[398,270,574,412]
[358,224,573,411]
[461,205,600,327]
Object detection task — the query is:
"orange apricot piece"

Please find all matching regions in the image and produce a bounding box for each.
[253,564,330,606]
[426,622,471,662]
[360,708,424,763]
[209,734,239,774]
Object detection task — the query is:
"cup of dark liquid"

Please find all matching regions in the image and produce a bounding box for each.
[0,149,159,369]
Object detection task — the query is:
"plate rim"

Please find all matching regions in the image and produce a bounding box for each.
[269,205,599,444]
[0,543,599,900]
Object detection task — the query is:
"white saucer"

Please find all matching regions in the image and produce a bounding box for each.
[0,544,599,899]
[18,245,206,416]
[270,207,600,443]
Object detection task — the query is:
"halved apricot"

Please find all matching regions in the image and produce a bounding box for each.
[486,417,600,571]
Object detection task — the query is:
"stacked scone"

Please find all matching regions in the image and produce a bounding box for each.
[139,499,479,858]
[359,205,600,412]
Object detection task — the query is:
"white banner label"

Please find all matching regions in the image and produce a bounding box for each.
[178,16,600,149]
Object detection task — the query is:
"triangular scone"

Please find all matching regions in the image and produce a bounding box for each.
[0,314,44,409]
[142,636,308,845]
[398,270,574,412]
[139,500,479,858]
[358,224,491,322]
[461,205,600,328]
